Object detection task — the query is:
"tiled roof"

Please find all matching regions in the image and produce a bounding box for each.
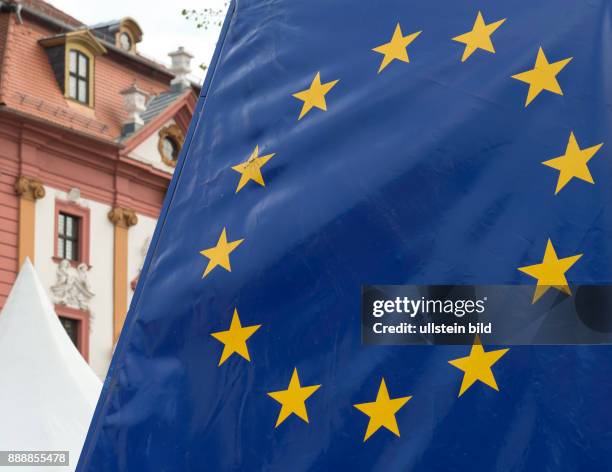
[0,10,170,140]
[0,0,198,144]
[141,90,186,124]
[89,20,120,44]
[16,0,83,27]
[17,1,174,79]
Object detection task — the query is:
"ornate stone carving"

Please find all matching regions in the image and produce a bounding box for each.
[51,259,95,311]
[51,260,70,305]
[107,206,138,228]
[14,176,46,201]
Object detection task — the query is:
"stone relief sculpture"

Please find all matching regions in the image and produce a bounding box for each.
[73,263,95,310]
[51,260,95,311]
[50,259,71,305]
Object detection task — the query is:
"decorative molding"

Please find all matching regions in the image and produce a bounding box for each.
[108,206,138,228]
[14,176,46,201]
[119,18,143,45]
[158,124,184,168]
[2,111,170,218]
[39,30,108,56]
[15,176,45,266]
[51,259,95,311]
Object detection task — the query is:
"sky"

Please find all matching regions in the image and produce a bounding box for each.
[48,0,229,82]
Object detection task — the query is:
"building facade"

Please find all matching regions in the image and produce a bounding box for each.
[0,0,199,379]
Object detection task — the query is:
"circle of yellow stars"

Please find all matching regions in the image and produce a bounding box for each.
[194,9,605,442]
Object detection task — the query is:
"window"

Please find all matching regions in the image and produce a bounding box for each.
[59,316,79,347]
[68,50,89,104]
[119,32,132,51]
[158,124,185,168]
[55,305,90,361]
[54,200,90,266]
[39,31,105,107]
[58,212,80,261]
[161,137,179,163]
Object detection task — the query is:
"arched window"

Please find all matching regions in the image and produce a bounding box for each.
[119,32,133,52]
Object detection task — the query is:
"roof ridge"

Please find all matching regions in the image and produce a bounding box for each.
[16,0,84,28]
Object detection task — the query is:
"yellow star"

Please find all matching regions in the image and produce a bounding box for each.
[231,146,275,193]
[518,239,582,303]
[267,368,321,427]
[292,72,339,120]
[373,23,421,73]
[511,47,572,106]
[199,227,244,278]
[452,11,506,62]
[448,335,509,397]
[543,132,603,194]
[353,378,412,441]
[210,309,261,366]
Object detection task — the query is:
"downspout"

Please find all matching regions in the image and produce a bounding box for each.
[0,1,23,24]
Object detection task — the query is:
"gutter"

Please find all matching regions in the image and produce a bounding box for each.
[0,1,20,23]
[0,105,123,149]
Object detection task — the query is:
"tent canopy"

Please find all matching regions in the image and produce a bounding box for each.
[0,259,101,471]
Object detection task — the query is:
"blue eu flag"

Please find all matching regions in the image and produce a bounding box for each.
[79,0,612,470]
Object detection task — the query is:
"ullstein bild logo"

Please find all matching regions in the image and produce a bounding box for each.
[361,285,612,345]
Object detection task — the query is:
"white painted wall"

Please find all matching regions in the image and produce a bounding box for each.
[127,214,157,307]
[34,186,115,380]
[33,185,160,380]
[128,119,177,173]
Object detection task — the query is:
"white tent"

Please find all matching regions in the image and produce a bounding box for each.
[0,259,101,471]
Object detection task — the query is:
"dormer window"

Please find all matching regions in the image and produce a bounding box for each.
[68,50,90,104]
[114,18,142,53]
[119,32,132,52]
[39,30,106,108]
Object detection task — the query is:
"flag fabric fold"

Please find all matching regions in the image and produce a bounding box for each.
[79,1,612,470]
